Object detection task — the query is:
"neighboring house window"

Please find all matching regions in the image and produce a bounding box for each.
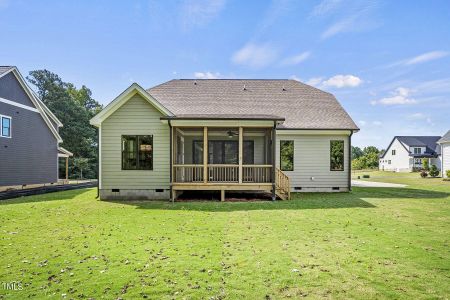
[392,150,396,155]
[330,140,344,171]
[388,160,391,164]
[414,147,421,154]
[122,135,153,170]
[280,140,294,171]
[1,116,11,138]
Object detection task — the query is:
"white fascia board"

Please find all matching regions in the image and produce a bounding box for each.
[276,129,352,135]
[90,83,173,127]
[10,68,63,143]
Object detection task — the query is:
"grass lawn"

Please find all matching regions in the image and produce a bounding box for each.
[1,174,449,299]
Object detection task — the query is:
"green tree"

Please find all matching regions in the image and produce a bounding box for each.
[363,146,380,155]
[73,157,90,179]
[27,70,102,179]
[352,146,364,160]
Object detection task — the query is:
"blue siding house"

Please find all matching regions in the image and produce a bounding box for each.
[0,66,71,187]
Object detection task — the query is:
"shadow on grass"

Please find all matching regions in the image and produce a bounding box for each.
[106,187,449,212]
[0,188,94,205]
[1,187,448,212]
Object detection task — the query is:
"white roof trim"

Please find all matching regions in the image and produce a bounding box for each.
[58,146,73,157]
[90,83,173,127]
[3,67,63,143]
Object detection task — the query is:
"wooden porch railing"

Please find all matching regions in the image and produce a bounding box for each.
[173,164,204,183]
[275,168,291,200]
[208,164,239,182]
[242,165,272,183]
[173,164,273,183]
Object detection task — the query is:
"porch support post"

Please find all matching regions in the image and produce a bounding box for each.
[203,127,208,183]
[272,123,276,201]
[169,121,173,202]
[238,127,243,184]
[65,157,69,182]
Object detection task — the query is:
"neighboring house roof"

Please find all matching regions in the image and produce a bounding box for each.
[147,79,359,130]
[0,66,63,143]
[437,130,450,144]
[380,136,442,158]
[0,66,14,77]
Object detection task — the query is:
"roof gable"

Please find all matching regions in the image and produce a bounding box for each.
[90,83,173,127]
[437,130,450,144]
[0,66,62,143]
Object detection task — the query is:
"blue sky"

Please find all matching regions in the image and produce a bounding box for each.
[1,0,449,148]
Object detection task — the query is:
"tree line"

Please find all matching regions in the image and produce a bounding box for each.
[351,146,383,170]
[27,70,103,179]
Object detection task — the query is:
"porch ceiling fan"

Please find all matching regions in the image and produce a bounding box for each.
[227,130,238,138]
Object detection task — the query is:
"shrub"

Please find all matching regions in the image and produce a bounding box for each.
[429,165,439,177]
[420,171,428,178]
[422,159,430,171]
[362,175,370,178]
[447,170,450,178]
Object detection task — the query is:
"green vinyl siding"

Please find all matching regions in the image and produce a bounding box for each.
[101,93,170,190]
[276,134,349,189]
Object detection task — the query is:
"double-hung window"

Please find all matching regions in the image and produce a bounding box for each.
[330,140,344,171]
[122,135,153,170]
[1,115,11,138]
[280,140,294,171]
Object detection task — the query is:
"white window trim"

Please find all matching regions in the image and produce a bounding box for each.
[0,114,12,138]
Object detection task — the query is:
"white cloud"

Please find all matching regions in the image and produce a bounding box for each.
[231,43,278,68]
[405,51,449,65]
[319,1,380,39]
[290,75,301,81]
[406,113,434,125]
[321,17,355,39]
[322,74,362,88]
[372,121,382,126]
[306,77,324,87]
[407,113,426,120]
[194,71,221,79]
[281,51,311,66]
[359,120,367,126]
[371,87,417,106]
[311,0,342,17]
[180,0,226,30]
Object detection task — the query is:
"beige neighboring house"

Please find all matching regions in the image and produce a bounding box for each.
[437,130,450,178]
[90,79,359,201]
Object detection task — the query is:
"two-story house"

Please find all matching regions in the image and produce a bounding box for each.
[0,66,71,187]
[379,136,442,172]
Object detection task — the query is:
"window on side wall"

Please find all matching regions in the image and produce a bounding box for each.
[122,135,153,170]
[330,140,344,171]
[1,115,11,138]
[392,149,396,155]
[280,140,294,171]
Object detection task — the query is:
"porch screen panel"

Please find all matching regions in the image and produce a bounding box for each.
[243,141,254,164]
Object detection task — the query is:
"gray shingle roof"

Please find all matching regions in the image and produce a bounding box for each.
[0,66,14,77]
[397,136,441,156]
[147,79,359,130]
[437,130,450,144]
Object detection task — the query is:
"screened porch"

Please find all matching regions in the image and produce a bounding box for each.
[172,127,274,184]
